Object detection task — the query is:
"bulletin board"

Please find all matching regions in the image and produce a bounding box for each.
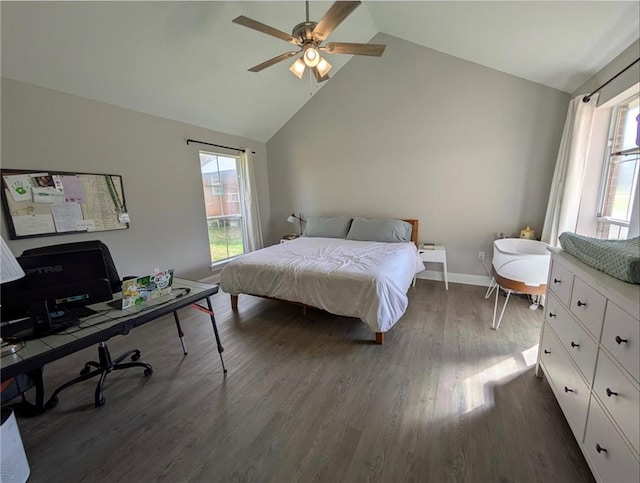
[1,168,129,240]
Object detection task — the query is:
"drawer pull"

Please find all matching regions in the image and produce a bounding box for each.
[564,386,574,393]
[570,341,580,348]
[553,278,561,284]
[576,300,587,307]
[615,335,628,345]
[543,349,551,354]
[605,388,618,397]
[548,312,556,318]
[595,443,607,454]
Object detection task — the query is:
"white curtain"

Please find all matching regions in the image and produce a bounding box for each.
[238,149,263,252]
[541,94,599,247]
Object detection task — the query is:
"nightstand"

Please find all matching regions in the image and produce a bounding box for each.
[414,245,448,290]
[280,235,299,244]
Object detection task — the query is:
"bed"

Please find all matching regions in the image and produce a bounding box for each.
[220,217,423,343]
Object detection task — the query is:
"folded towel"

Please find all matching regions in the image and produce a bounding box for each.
[559,232,640,284]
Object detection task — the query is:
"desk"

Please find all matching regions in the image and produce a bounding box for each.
[0,278,225,412]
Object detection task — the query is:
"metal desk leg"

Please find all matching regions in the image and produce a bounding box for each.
[11,368,46,417]
[30,368,45,412]
[173,311,188,355]
[205,296,227,374]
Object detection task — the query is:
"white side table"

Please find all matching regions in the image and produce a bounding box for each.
[280,235,299,244]
[414,245,448,290]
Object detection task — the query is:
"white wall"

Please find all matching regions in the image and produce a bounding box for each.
[1,78,270,281]
[266,34,570,282]
[573,39,640,105]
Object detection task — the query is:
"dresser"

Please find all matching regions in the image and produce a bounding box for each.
[536,249,639,483]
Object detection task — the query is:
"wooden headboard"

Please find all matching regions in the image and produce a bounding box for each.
[403,219,419,246]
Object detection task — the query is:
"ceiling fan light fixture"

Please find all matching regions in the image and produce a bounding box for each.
[302,45,320,67]
[289,58,306,78]
[234,1,386,77]
[316,57,332,77]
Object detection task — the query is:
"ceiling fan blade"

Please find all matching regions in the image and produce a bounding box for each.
[312,1,361,42]
[248,51,299,72]
[233,15,301,45]
[323,42,386,56]
[312,67,330,83]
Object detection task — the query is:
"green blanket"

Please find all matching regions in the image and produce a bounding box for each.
[559,233,640,284]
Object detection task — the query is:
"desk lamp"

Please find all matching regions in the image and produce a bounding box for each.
[287,213,304,236]
[0,238,35,483]
[1,236,26,356]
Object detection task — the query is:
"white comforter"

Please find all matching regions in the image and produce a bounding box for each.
[220,237,424,333]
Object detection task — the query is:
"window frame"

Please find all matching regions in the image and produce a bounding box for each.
[198,150,247,265]
[595,93,639,239]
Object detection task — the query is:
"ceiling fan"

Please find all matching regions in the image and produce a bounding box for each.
[232,1,386,82]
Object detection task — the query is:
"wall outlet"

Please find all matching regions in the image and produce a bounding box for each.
[478,251,485,261]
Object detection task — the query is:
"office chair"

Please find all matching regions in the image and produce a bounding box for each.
[19,240,153,409]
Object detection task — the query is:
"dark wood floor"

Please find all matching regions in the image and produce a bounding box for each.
[14,281,594,483]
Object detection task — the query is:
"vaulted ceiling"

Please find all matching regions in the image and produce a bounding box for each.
[2,1,638,142]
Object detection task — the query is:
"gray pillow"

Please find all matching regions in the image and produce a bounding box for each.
[303,216,353,238]
[346,218,413,243]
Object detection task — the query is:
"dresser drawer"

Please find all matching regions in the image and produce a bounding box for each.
[584,397,640,483]
[601,302,640,383]
[570,277,606,339]
[539,326,590,439]
[546,293,598,383]
[592,349,640,455]
[548,260,574,306]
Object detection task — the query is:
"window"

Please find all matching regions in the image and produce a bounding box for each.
[596,94,639,239]
[199,152,245,263]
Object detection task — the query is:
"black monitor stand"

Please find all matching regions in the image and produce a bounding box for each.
[2,301,86,341]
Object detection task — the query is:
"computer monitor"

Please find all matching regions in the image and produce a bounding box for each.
[21,240,122,293]
[1,242,118,339]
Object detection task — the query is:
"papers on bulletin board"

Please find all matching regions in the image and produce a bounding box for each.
[75,219,96,231]
[80,175,127,231]
[2,174,33,202]
[60,175,85,203]
[51,202,83,232]
[1,169,129,239]
[29,173,51,186]
[12,214,56,237]
[32,187,65,203]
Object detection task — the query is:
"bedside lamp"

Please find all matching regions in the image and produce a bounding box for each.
[1,236,26,356]
[287,213,304,235]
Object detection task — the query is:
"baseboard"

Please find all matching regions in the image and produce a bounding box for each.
[416,270,492,287]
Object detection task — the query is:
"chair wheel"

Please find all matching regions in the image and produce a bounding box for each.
[131,351,141,361]
[95,396,106,407]
[144,367,153,377]
[45,397,58,410]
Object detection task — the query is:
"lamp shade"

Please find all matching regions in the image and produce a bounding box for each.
[287,214,298,224]
[289,58,305,79]
[316,57,332,77]
[0,237,25,284]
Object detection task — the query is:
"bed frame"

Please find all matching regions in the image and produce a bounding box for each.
[229,218,419,344]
